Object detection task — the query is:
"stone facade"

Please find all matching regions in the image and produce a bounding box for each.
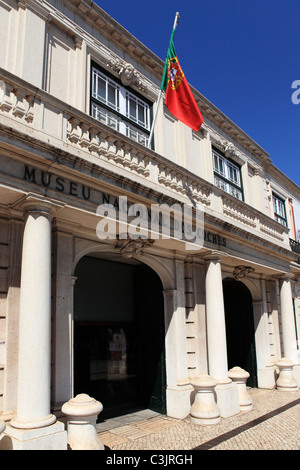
[0,0,299,449]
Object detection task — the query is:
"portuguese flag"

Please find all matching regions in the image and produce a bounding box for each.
[161,28,204,132]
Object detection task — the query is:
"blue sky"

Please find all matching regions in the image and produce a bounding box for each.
[94,0,300,187]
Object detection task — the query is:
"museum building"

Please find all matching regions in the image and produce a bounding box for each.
[0,0,299,449]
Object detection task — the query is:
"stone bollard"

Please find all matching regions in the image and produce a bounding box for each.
[62,394,105,450]
[276,358,299,392]
[190,374,221,425]
[228,366,253,411]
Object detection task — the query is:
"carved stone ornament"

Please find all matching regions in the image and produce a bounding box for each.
[115,237,154,258]
[233,265,255,280]
[208,128,244,163]
[224,142,237,158]
[105,57,146,92]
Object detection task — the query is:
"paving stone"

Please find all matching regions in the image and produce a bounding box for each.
[97,389,300,451]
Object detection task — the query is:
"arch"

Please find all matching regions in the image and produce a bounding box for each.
[222,273,262,302]
[73,250,167,418]
[72,241,174,290]
[239,277,262,302]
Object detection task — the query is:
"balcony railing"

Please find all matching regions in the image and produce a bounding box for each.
[290,238,300,254]
[0,68,291,248]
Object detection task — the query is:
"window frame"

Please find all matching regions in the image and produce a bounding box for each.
[212,147,244,200]
[90,62,152,147]
[272,193,287,226]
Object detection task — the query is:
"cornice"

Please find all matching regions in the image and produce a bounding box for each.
[52,0,163,77]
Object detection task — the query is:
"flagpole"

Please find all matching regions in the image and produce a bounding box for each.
[147,12,180,149]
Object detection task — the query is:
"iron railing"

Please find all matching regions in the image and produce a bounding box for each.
[290,238,300,254]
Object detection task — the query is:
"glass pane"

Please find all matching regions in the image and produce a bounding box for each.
[129,98,136,120]
[126,124,148,147]
[127,127,137,140]
[92,71,97,98]
[107,82,115,107]
[126,92,149,130]
[215,176,226,191]
[92,103,119,131]
[278,201,285,218]
[138,134,147,146]
[228,162,240,185]
[98,77,106,101]
[214,154,219,171]
[214,154,225,176]
[138,103,145,126]
[273,195,285,218]
[219,159,224,175]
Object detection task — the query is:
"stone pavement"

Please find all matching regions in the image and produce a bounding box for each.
[96,388,300,451]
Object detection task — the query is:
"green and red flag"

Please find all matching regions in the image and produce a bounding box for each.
[160,27,204,132]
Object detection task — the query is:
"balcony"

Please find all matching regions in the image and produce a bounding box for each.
[0,68,291,249]
[290,238,300,254]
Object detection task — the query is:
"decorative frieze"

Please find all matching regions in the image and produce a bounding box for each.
[233,265,255,280]
[114,237,154,258]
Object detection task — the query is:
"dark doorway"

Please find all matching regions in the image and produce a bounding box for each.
[73,256,166,420]
[223,278,257,387]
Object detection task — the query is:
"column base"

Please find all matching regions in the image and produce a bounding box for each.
[10,413,57,430]
[166,385,193,419]
[215,381,240,418]
[0,421,68,450]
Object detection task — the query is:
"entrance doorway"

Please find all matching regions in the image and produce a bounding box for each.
[73,256,166,419]
[223,278,257,387]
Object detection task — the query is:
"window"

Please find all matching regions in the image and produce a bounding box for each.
[272,193,287,226]
[91,64,151,147]
[212,148,243,200]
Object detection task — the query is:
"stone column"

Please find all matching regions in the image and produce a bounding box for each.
[279,275,298,362]
[204,252,229,381]
[2,198,67,450]
[204,251,239,418]
[11,202,56,429]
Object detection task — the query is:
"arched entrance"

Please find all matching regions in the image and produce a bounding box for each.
[223,278,257,387]
[73,255,166,419]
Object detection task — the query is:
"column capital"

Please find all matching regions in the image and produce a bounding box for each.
[203,250,228,263]
[274,273,295,282]
[16,194,64,219]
